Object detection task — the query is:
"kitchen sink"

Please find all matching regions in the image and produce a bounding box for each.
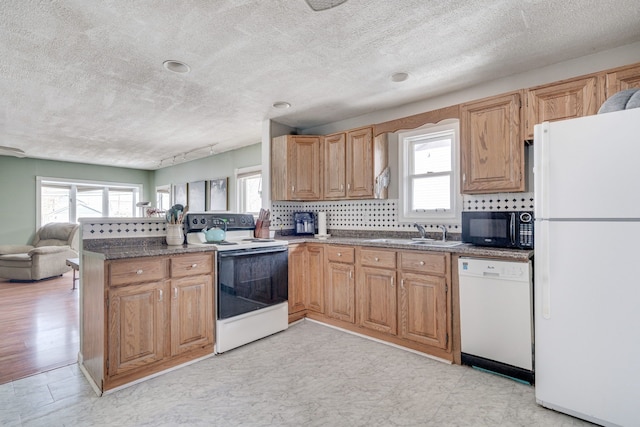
[364,238,414,244]
[363,238,464,248]
[411,240,465,247]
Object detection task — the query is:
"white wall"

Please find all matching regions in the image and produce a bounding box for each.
[300,41,640,136]
[154,143,261,213]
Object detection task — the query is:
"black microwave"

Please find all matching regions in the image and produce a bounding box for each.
[461,211,534,249]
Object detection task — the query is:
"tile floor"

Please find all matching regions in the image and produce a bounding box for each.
[0,320,594,426]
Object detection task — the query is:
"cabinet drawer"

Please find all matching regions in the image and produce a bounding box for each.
[110,258,167,286]
[326,246,355,264]
[171,253,213,278]
[359,248,396,269]
[399,251,446,275]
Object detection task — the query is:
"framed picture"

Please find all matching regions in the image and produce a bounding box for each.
[188,180,206,212]
[173,183,187,206]
[209,178,228,211]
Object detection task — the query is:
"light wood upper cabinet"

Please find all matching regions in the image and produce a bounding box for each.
[346,127,375,198]
[605,63,640,98]
[324,132,347,198]
[271,135,323,201]
[525,75,600,140]
[323,126,387,200]
[460,91,524,194]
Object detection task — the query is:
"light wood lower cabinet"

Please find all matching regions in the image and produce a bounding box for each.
[288,244,325,321]
[297,243,453,361]
[306,245,325,314]
[357,248,397,335]
[398,251,449,350]
[82,252,215,392]
[170,275,213,357]
[107,280,167,378]
[326,246,356,323]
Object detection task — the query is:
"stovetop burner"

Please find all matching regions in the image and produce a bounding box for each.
[201,240,238,246]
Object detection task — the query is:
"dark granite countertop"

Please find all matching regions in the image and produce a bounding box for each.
[282,235,533,261]
[84,234,532,261]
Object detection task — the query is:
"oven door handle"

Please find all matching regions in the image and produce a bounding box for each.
[217,246,288,258]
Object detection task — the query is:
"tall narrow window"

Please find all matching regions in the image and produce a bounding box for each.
[398,119,461,224]
[236,167,262,215]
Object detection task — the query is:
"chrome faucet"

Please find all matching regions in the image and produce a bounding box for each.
[438,225,447,242]
[413,223,427,239]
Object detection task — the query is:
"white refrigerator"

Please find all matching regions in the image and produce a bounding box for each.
[534,107,640,427]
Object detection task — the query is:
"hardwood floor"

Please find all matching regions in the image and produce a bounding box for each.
[0,271,79,385]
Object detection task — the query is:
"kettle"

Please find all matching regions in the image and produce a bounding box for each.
[203,219,227,242]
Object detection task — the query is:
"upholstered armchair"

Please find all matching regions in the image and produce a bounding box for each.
[0,223,79,281]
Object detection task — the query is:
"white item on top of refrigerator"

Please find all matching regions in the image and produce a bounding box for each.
[533,107,640,427]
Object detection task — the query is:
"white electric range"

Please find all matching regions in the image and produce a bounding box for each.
[184,213,289,353]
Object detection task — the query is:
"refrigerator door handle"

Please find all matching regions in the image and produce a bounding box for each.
[538,219,552,319]
[534,123,550,220]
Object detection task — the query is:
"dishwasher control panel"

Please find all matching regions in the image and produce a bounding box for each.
[459,258,529,280]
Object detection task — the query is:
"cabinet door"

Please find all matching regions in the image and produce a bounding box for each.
[324,133,346,199]
[525,76,600,139]
[358,266,397,335]
[399,272,448,349]
[170,275,213,357]
[605,63,640,98]
[461,92,524,193]
[108,281,166,377]
[289,136,322,200]
[346,127,374,198]
[326,262,355,323]
[306,245,325,314]
[288,244,307,314]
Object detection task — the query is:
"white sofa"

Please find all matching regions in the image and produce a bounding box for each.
[0,223,79,281]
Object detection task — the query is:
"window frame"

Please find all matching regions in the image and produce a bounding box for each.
[235,165,262,215]
[397,119,461,225]
[36,176,143,228]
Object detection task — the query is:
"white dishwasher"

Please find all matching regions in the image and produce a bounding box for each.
[458,257,534,384]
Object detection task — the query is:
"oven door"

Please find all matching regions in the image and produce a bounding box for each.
[462,211,516,248]
[217,246,288,320]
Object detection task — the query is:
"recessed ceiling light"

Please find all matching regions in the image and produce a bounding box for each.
[391,72,409,82]
[272,101,291,109]
[0,146,26,157]
[163,60,191,74]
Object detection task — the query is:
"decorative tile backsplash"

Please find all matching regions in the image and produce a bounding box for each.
[78,192,535,240]
[463,192,534,212]
[79,218,168,239]
[272,193,534,232]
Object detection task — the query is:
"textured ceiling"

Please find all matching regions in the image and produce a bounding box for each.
[1,0,640,170]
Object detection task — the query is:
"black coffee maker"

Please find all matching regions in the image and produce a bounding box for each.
[293,212,316,235]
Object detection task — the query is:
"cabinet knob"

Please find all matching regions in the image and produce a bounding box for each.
[191,263,197,268]
[374,257,379,262]
[419,261,425,266]
[136,269,144,275]
[337,252,342,257]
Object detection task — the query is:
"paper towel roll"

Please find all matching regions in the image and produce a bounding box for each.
[318,212,327,235]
